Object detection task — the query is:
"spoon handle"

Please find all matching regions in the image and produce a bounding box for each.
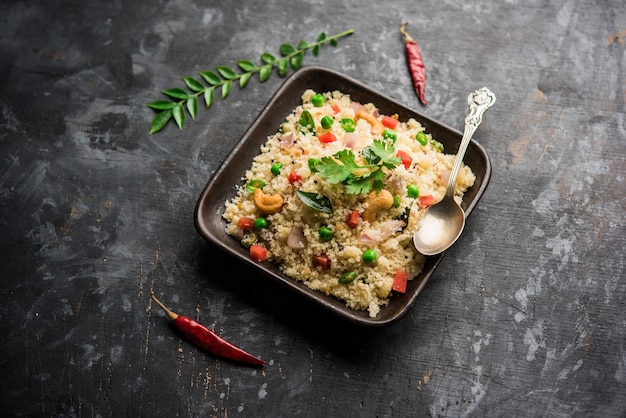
[446,87,496,198]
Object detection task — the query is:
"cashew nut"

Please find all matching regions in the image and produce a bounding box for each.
[355,110,385,136]
[253,188,284,215]
[362,189,394,222]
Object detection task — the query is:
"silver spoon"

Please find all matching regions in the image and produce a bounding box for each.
[413,87,496,255]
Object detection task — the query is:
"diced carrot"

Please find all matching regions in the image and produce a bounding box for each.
[393,270,408,293]
[396,150,412,169]
[288,170,301,184]
[318,132,337,144]
[237,217,255,231]
[312,254,331,270]
[346,210,360,228]
[250,244,267,262]
[418,195,436,208]
[381,115,399,129]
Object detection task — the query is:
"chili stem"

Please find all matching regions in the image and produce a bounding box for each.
[150,291,179,321]
[400,22,414,42]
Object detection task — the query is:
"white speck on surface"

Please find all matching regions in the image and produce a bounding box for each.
[201,8,223,26]
[122,296,132,312]
[62,300,74,316]
[532,189,559,217]
[1,104,20,132]
[546,232,577,265]
[81,344,103,370]
[557,358,583,381]
[132,63,145,75]
[472,331,492,361]
[258,382,268,399]
[110,345,122,364]
[36,372,51,382]
[572,358,583,372]
[523,321,546,361]
[542,346,557,374]
[461,374,487,418]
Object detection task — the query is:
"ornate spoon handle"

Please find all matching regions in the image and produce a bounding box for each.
[446,87,496,198]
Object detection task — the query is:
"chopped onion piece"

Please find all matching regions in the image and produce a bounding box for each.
[439,169,451,186]
[287,225,307,249]
[343,132,363,149]
[278,133,294,149]
[359,220,405,243]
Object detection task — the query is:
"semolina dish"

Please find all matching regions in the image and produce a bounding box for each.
[223,90,475,317]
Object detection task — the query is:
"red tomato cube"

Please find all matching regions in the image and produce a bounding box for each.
[393,270,408,293]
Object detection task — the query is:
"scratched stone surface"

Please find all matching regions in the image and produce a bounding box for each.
[0,0,624,416]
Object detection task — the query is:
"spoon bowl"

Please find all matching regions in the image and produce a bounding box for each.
[412,194,466,255]
[413,87,495,255]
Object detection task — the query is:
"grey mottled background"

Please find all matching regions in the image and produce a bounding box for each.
[1,0,624,416]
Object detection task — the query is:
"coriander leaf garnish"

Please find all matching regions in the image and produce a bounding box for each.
[148,29,355,134]
[315,140,402,195]
[363,139,398,167]
[316,149,360,184]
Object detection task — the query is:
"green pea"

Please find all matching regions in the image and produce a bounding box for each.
[253,217,268,230]
[407,184,419,198]
[312,93,325,107]
[340,118,356,133]
[339,271,358,285]
[245,179,265,193]
[362,249,378,264]
[318,226,334,242]
[392,195,401,208]
[415,131,428,146]
[382,129,397,141]
[321,115,334,129]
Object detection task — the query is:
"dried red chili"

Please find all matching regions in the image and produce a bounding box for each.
[150,291,265,367]
[400,22,427,106]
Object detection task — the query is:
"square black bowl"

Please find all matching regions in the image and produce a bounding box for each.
[194,66,491,327]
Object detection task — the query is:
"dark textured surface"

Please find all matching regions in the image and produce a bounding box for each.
[1,0,624,417]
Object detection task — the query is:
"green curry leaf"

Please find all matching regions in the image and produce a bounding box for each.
[147,29,355,134]
[296,190,333,213]
[298,110,315,134]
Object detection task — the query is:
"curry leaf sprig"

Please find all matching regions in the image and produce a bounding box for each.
[313,139,402,195]
[148,29,355,134]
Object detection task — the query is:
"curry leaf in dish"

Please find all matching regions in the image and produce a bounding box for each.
[296,191,333,213]
[147,29,355,135]
[298,110,316,134]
